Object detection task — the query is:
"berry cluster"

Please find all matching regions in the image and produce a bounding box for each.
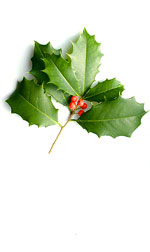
[69,96,87,116]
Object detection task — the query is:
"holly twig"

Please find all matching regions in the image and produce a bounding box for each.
[48,111,75,154]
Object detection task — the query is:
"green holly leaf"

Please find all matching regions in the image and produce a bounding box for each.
[6,78,61,127]
[44,83,70,106]
[83,78,124,102]
[30,41,61,83]
[68,28,103,95]
[42,54,80,96]
[76,97,146,138]
[30,41,71,107]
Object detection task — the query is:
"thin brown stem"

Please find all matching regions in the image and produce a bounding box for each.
[48,111,75,154]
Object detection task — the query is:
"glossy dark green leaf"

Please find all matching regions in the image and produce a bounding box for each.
[6,78,61,127]
[83,78,124,102]
[30,41,71,107]
[76,97,146,138]
[30,41,61,83]
[68,28,103,95]
[43,54,80,96]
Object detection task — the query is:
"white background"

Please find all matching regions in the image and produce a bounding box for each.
[0,0,150,251]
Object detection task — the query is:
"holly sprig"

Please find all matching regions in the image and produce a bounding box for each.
[6,28,147,153]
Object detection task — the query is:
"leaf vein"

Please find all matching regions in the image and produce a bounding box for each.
[84,85,122,99]
[50,59,79,96]
[18,93,61,126]
[82,38,87,95]
[77,113,144,122]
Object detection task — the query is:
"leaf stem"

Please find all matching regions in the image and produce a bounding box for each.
[48,111,75,154]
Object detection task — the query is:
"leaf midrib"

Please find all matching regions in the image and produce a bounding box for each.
[84,85,123,99]
[36,42,45,58]
[77,113,144,123]
[18,93,61,126]
[49,58,79,96]
[82,37,87,95]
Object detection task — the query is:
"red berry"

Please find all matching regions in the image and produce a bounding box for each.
[69,102,77,110]
[78,110,84,116]
[77,99,84,107]
[71,96,77,102]
[81,103,87,109]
